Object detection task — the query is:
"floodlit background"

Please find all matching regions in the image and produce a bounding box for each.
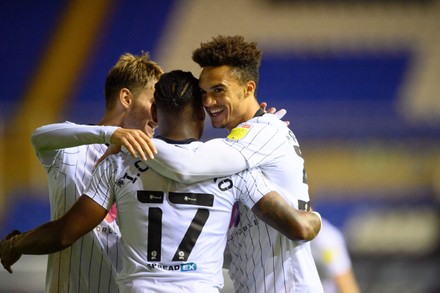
[1,0,439,292]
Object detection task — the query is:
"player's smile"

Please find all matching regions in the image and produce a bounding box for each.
[205,106,227,126]
[206,107,224,117]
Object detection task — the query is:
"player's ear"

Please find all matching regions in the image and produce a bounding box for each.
[244,80,256,97]
[151,102,158,123]
[119,88,132,109]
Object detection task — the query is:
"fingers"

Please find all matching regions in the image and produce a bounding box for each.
[2,261,12,274]
[266,107,277,114]
[0,240,14,273]
[111,129,157,160]
[259,103,290,126]
[1,254,14,273]
[259,102,268,111]
[121,133,156,161]
[259,102,277,114]
[272,109,290,126]
[259,101,278,114]
[274,109,287,119]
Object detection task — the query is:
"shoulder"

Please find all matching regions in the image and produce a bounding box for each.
[95,150,126,171]
[226,114,291,144]
[252,113,287,127]
[187,141,204,150]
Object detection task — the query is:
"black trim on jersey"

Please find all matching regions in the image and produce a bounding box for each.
[154,135,197,145]
[137,190,165,203]
[298,199,311,211]
[169,192,214,207]
[254,108,265,117]
[172,209,210,261]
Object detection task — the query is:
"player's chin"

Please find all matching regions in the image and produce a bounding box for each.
[209,115,227,129]
[210,119,226,129]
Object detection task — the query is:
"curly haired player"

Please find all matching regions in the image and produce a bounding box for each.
[147,35,324,293]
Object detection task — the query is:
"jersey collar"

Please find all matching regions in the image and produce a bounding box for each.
[254,108,265,117]
[155,135,197,145]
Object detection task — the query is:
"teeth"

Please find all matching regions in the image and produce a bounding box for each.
[210,108,222,115]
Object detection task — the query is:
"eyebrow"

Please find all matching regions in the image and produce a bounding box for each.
[210,83,225,90]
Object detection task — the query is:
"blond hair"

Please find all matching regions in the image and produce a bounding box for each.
[104,52,163,109]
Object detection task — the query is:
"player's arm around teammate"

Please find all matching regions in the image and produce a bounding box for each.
[31,122,156,162]
[0,195,108,273]
[253,191,321,241]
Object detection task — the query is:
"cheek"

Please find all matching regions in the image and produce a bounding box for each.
[126,109,151,129]
[135,103,153,118]
[144,101,154,115]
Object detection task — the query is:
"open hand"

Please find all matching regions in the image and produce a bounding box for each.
[259,102,289,126]
[110,128,157,161]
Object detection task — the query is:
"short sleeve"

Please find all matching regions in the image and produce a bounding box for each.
[233,168,274,209]
[83,156,119,211]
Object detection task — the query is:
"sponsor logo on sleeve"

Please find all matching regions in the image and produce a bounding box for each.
[227,124,251,140]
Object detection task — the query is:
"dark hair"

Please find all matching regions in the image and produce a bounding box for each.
[154,70,201,113]
[104,52,163,109]
[192,35,261,87]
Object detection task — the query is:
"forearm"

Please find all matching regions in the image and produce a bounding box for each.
[31,122,118,151]
[5,195,107,255]
[0,196,107,273]
[9,221,73,255]
[252,191,321,241]
[148,138,248,183]
[0,221,74,273]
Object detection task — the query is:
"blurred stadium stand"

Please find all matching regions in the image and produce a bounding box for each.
[1,0,439,292]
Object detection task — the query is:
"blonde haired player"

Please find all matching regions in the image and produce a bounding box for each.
[27,52,161,292]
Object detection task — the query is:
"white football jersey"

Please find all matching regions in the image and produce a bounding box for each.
[84,140,274,293]
[225,114,322,293]
[32,122,121,293]
[148,113,323,293]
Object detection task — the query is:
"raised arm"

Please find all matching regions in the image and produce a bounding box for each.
[147,138,248,183]
[31,122,118,151]
[251,191,321,241]
[0,196,107,273]
[31,122,156,162]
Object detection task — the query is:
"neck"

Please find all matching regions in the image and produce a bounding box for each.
[246,101,262,120]
[157,127,200,141]
[226,99,260,131]
[156,114,202,141]
[97,110,124,126]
